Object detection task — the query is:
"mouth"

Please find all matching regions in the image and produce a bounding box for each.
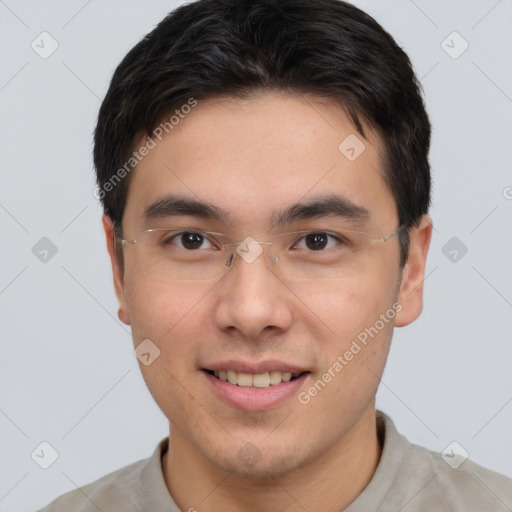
[201,360,311,410]
[203,369,308,388]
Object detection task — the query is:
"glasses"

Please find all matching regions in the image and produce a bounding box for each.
[119,223,405,282]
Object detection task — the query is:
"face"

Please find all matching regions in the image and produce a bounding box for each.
[104,92,431,478]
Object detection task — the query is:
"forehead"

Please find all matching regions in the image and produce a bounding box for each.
[123,93,397,231]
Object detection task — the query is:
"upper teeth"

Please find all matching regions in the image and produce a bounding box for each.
[214,370,299,388]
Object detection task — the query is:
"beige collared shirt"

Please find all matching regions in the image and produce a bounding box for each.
[36,410,512,511]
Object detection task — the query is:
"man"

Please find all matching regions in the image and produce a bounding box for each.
[38,0,512,510]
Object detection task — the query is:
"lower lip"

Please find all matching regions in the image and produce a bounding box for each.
[202,371,309,411]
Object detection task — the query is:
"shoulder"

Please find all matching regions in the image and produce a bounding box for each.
[411,442,512,509]
[372,411,512,511]
[36,459,144,512]
[35,438,168,512]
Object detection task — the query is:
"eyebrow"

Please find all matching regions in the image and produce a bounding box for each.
[143,196,230,226]
[142,193,371,229]
[271,194,370,229]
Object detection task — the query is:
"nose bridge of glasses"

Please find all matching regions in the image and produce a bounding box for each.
[225,237,277,268]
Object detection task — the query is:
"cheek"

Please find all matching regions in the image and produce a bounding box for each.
[301,273,398,400]
[124,274,209,342]
[123,276,213,401]
[124,277,212,419]
[302,273,398,340]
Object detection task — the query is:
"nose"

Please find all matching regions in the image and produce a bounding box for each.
[213,241,294,341]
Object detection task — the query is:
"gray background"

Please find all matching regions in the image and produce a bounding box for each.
[1,1,511,510]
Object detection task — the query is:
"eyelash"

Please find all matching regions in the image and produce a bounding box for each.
[163,231,347,251]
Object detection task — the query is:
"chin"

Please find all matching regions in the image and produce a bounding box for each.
[204,441,310,480]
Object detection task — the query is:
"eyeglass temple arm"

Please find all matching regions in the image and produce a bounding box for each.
[375,224,405,244]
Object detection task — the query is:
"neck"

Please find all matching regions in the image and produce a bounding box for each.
[162,406,381,512]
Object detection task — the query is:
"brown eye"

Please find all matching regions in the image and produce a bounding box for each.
[293,232,344,252]
[180,232,204,250]
[304,233,328,250]
[163,231,214,250]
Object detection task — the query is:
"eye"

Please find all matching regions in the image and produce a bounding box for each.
[164,231,217,251]
[293,232,344,251]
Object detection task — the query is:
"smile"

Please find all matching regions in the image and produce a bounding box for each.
[204,369,305,388]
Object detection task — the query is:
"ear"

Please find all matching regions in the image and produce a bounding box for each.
[394,215,433,327]
[102,215,131,325]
